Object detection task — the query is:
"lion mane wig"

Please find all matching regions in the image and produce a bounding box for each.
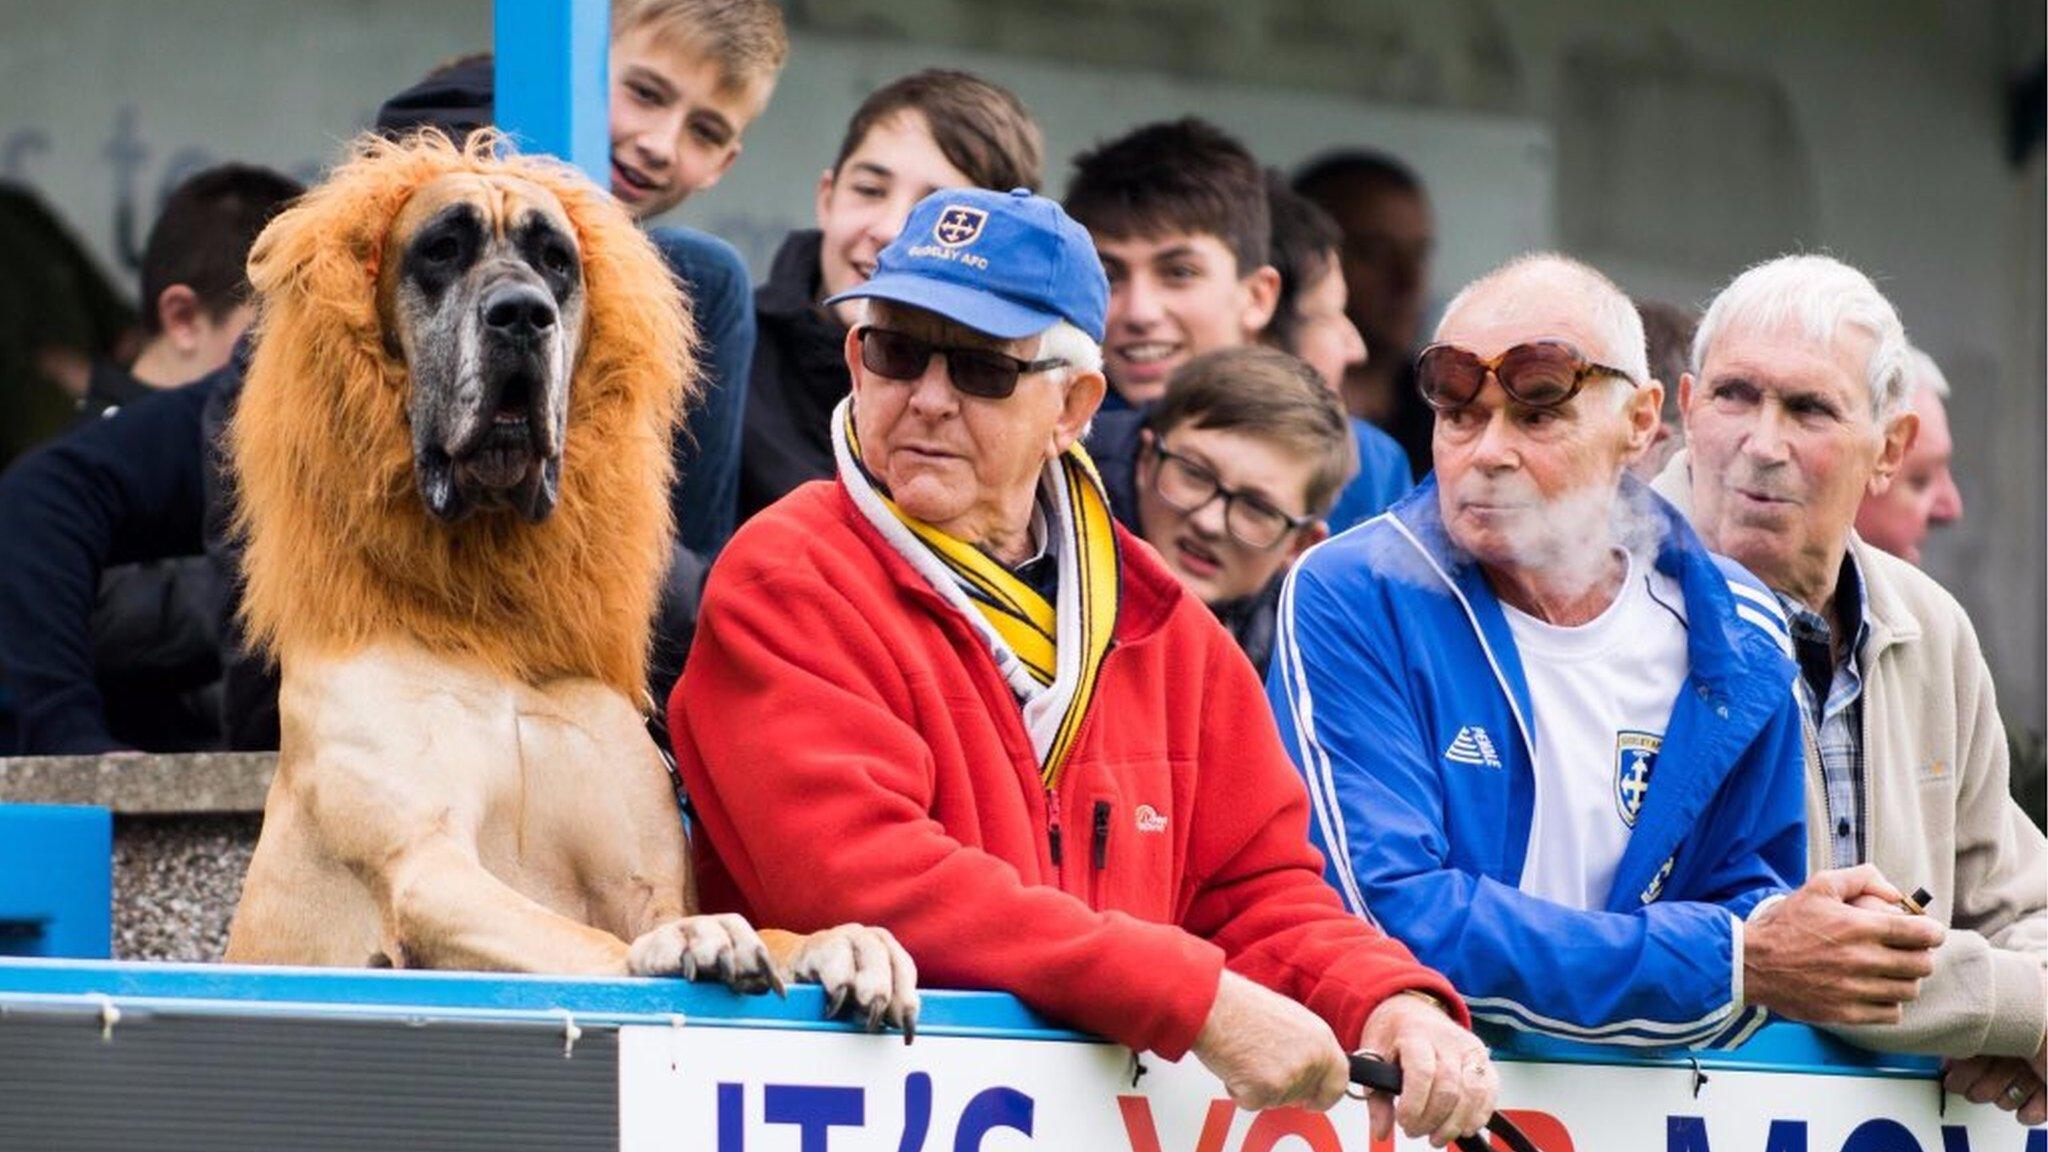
[232,131,697,702]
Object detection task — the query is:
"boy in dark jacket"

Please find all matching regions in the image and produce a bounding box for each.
[738,69,1041,520]
[0,165,299,752]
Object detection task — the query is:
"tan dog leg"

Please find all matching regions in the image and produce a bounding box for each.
[381,838,900,1025]
[384,835,636,973]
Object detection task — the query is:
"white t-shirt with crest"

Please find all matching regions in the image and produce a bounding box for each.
[1503,549,1690,910]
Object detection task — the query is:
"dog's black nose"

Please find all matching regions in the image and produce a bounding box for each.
[482,284,557,342]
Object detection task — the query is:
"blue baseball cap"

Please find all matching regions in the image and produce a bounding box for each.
[824,187,1109,344]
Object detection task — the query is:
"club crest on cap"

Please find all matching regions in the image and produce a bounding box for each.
[933,205,988,248]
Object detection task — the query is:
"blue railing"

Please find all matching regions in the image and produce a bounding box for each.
[0,957,1945,1080]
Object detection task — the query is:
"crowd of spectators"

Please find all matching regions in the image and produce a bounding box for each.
[1,0,2042,1133]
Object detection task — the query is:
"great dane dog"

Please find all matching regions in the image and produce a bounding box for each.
[223,133,916,1034]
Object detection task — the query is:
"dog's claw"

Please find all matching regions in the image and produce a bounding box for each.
[745,944,772,984]
[744,950,781,997]
[826,987,849,1020]
[679,953,697,982]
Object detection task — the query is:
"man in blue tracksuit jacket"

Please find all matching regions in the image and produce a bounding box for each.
[1266,253,1821,1051]
[1270,476,1804,1048]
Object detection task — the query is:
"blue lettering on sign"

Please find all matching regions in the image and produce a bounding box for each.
[1670,1116,1712,1152]
[1842,1119,1926,1152]
[720,1083,745,1152]
[953,1086,1034,1149]
[1764,1122,1810,1152]
[716,1074,1038,1150]
[764,1084,865,1152]
[1665,1113,2044,1152]
[898,1073,933,1152]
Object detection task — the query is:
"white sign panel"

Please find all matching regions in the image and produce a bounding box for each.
[619,1025,2043,1152]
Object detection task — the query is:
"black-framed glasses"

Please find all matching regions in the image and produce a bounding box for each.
[1148,441,1313,550]
[856,326,1067,400]
[1416,339,1637,411]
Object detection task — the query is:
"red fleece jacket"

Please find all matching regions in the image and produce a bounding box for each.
[671,481,1464,1059]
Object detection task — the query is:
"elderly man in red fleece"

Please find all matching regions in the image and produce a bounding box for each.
[671,186,1498,1145]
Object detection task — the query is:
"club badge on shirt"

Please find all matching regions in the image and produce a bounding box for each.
[1614,731,1661,828]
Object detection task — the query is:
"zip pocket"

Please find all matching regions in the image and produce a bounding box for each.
[1087,799,1111,908]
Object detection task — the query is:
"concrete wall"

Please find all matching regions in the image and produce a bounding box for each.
[4,0,2040,727]
[0,752,274,960]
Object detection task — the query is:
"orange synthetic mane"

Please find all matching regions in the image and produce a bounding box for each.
[231,131,697,703]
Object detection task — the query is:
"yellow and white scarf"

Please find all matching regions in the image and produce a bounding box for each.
[832,397,1120,789]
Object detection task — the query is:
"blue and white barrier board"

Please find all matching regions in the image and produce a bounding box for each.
[0,959,2038,1151]
[622,1022,2043,1151]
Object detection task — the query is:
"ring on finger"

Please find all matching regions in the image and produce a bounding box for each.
[2003,1080,2033,1106]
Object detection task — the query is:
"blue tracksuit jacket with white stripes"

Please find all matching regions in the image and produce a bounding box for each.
[1266,475,1807,1049]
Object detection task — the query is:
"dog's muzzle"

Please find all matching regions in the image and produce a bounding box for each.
[416,282,571,524]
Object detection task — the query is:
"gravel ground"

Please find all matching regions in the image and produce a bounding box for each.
[112,814,261,962]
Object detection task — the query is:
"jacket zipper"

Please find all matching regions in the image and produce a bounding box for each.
[1089,799,1111,908]
[1046,784,1064,881]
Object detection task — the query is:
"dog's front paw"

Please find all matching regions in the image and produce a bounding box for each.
[627,913,785,996]
[788,924,920,1042]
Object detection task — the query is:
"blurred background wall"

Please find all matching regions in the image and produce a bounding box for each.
[3,0,2041,744]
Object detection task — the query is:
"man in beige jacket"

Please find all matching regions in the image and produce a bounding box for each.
[1655,253,2047,1126]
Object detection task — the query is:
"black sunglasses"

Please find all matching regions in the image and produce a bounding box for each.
[856,326,1067,400]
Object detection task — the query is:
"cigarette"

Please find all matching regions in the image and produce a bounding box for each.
[1897,887,1933,916]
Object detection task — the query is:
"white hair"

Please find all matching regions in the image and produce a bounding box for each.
[1035,319,1103,377]
[1435,252,1651,407]
[1691,254,1911,419]
[1903,345,1950,400]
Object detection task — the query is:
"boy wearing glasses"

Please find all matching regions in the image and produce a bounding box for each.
[1091,347,1355,675]
[1268,253,1934,1048]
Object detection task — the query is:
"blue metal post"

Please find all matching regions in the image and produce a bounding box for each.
[494,0,610,184]
[0,804,112,959]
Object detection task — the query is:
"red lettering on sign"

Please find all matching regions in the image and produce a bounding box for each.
[1242,1108,1342,1152]
[1116,1096,1236,1152]
[1114,1097,1570,1152]
[1490,1110,1573,1152]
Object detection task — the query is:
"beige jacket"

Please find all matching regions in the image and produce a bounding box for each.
[1655,451,2048,1057]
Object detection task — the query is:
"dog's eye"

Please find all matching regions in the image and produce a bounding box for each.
[422,235,461,264]
[539,245,572,277]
